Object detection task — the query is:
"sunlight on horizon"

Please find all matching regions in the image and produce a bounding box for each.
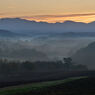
[23,15,95,23]
[0,0,95,23]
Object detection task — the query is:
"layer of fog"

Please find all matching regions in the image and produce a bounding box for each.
[0,37,95,61]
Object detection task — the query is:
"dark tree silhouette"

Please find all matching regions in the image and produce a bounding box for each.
[63,57,73,70]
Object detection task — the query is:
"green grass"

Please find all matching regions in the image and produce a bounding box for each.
[0,76,87,95]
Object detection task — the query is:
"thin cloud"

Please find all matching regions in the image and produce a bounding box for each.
[21,13,95,19]
[0,13,5,15]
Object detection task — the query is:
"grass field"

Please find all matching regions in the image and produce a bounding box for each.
[0,77,87,95]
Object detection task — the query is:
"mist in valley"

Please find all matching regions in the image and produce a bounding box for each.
[0,37,94,61]
[0,18,95,87]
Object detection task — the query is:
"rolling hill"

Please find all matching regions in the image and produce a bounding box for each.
[72,42,95,69]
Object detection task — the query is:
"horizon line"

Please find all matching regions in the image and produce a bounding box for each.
[0,17,95,24]
[1,12,95,23]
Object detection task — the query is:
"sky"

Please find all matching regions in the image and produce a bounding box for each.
[0,0,95,23]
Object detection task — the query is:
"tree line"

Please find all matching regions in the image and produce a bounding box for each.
[0,57,88,74]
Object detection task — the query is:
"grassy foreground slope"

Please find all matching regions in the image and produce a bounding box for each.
[0,77,87,95]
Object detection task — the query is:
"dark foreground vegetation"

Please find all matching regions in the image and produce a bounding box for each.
[0,77,95,95]
[0,57,88,85]
[25,77,95,95]
[0,57,92,95]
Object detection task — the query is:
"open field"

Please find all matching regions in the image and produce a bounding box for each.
[0,77,87,95]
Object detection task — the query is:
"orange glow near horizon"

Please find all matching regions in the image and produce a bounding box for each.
[0,0,95,23]
[0,13,95,23]
[22,15,95,23]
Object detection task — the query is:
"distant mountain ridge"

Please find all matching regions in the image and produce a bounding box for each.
[0,18,95,34]
[0,29,16,37]
[0,18,95,38]
[0,29,26,37]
